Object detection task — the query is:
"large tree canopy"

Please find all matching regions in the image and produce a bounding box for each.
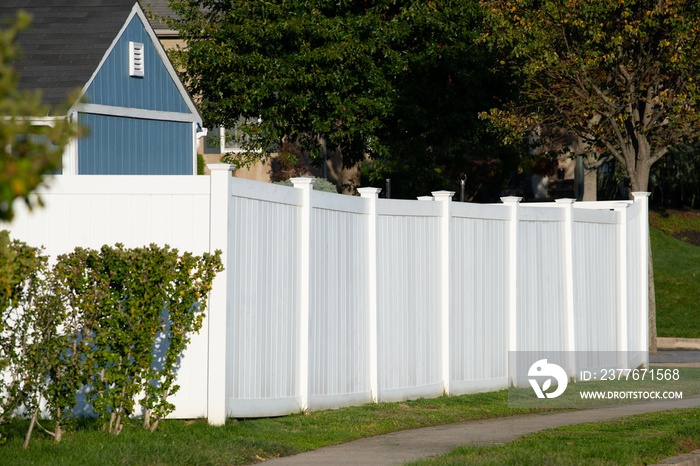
[167,0,518,198]
[0,13,76,221]
[480,0,700,194]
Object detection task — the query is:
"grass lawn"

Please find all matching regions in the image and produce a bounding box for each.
[408,408,700,466]
[0,391,554,465]
[650,209,700,338]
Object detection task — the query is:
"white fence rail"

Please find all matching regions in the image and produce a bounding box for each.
[3,164,650,424]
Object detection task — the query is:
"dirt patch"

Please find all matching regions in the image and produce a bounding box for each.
[650,208,700,246]
[672,230,700,247]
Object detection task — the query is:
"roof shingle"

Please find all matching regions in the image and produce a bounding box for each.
[0,0,138,110]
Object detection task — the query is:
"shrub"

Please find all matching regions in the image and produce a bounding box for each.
[0,232,223,446]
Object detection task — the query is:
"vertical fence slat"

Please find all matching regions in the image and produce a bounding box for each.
[291,177,316,412]
[358,188,381,402]
[206,163,234,425]
[614,202,630,367]
[556,198,577,375]
[632,192,651,363]
[501,196,521,384]
[432,191,454,395]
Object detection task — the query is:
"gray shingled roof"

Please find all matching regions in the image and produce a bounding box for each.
[140,0,177,34]
[0,0,138,112]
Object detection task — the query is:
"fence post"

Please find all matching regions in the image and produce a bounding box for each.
[501,196,521,384]
[358,187,382,403]
[614,202,630,366]
[632,192,651,360]
[556,198,577,376]
[432,190,454,395]
[291,177,316,412]
[207,163,234,425]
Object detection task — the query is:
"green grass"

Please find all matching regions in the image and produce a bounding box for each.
[0,391,553,465]
[509,367,700,409]
[407,408,700,466]
[651,227,700,338]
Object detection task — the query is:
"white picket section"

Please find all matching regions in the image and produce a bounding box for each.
[227,179,302,417]
[308,191,371,410]
[572,212,618,352]
[450,203,510,393]
[376,200,443,402]
[1,168,651,423]
[517,206,568,353]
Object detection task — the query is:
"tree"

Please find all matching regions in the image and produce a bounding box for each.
[360,0,522,199]
[166,0,520,198]
[168,1,400,166]
[0,12,76,221]
[480,0,700,195]
[480,0,700,350]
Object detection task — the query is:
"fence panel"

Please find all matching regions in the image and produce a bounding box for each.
[450,202,510,393]
[516,207,568,352]
[308,192,372,410]
[376,201,443,401]
[227,182,303,417]
[572,211,618,353]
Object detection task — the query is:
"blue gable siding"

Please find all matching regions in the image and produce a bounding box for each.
[85,15,190,114]
[77,113,192,175]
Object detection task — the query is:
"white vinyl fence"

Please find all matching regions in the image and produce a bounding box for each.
[3,164,650,424]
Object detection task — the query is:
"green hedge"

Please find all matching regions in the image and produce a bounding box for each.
[0,232,222,447]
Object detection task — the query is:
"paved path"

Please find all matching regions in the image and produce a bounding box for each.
[651,350,700,366]
[263,396,700,465]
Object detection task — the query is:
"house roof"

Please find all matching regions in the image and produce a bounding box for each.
[0,0,141,110]
[140,0,178,36]
[1,0,191,113]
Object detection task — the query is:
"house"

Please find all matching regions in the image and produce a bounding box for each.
[141,0,359,189]
[1,0,204,175]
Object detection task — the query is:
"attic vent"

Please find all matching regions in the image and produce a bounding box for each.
[129,41,144,77]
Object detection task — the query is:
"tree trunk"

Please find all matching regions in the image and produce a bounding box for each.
[23,407,39,449]
[582,166,597,201]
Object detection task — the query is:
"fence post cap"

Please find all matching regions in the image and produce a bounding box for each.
[555,198,576,205]
[358,187,382,197]
[290,177,317,188]
[207,163,235,172]
[500,196,523,204]
[431,191,455,200]
[631,192,651,199]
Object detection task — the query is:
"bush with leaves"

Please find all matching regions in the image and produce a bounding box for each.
[0,231,50,445]
[34,244,223,438]
[0,234,223,447]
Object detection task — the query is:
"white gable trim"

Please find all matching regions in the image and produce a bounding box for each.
[75,103,200,123]
[71,2,202,124]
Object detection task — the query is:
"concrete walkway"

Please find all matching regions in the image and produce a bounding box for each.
[263,396,700,465]
[260,352,700,465]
